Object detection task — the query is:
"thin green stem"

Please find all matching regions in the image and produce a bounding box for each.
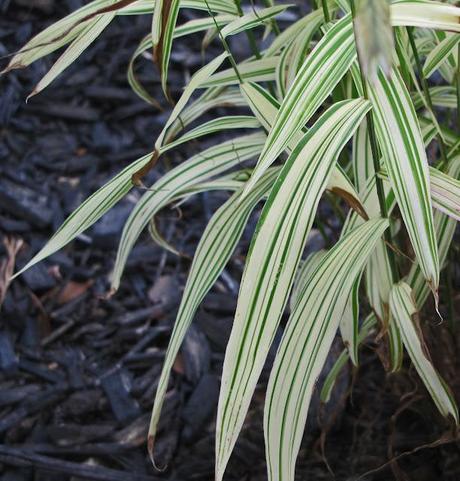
[204,0,243,84]
[321,0,330,23]
[406,27,449,169]
[234,0,279,97]
[234,0,261,59]
[350,0,399,281]
[260,0,280,35]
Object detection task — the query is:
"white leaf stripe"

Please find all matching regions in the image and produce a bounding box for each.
[368,67,439,291]
[159,0,181,97]
[121,0,240,15]
[243,14,356,195]
[147,167,279,451]
[264,6,328,57]
[216,99,370,480]
[379,164,460,222]
[390,282,458,422]
[290,250,326,312]
[111,132,267,291]
[430,167,460,222]
[164,88,246,145]
[352,119,374,194]
[265,218,389,481]
[391,1,460,33]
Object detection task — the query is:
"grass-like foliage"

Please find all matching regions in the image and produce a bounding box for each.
[4,0,460,479]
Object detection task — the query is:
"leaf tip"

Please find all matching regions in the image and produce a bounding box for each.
[147,435,167,471]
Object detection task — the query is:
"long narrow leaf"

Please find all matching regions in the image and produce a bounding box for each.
[265,218,389,481]
[147,167,279,458]
[389,282,458,422]
[243,14,356,195]
[111,132,266,291]
[215,98,370,480]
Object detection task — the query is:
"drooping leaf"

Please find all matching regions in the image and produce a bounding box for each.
[389,281,459,423]
[215,98,370,480]
[147,167,279,459]
[111,132,266,291]
[265,218,389,481]
[242,14,356,195]
[367,68,439,293]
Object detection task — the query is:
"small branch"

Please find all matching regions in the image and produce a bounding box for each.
[406,27,449,170]
[204,0,244,84]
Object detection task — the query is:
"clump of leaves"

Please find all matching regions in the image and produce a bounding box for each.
[4,0,460,479]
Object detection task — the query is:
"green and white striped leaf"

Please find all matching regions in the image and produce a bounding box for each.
[28,11,117,97]
[147,167,278,458]
[265,218,389,481]
[379,164,460,222]
[128,16,235,105]
[407,155,460,309]
[155,52,228,149]
[151,0,180,97]
[349,114,403,369]
[337,0,460,32]
[160,115,261,154]
[163,87,246,144]
[2,0,111,72]
[201,57,278,88]
[368,68,439,293]
[352,119,374,194]
[290,250,327,311]
[264,5,328,57]
[321,313,377,403]
[120,0,239,15]
[241,82,365,216]
[111,132,266,291]
[389,281,459,423]
[413,86,458,111]
[220,5,290,37]
[339,273,361,366]
[391,1,460,33]
[426,168,460,222]
[215,98,370,480]
[13,151,153,279]
[243,14,356,195]
[423,33,460,78]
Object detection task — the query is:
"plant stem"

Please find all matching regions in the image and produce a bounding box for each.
[406,27,449,169]
[204,0,243,84]
[321,0,330,23]
[260,0,280,36]
[234,0,261,59]
[349,0,399,281]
